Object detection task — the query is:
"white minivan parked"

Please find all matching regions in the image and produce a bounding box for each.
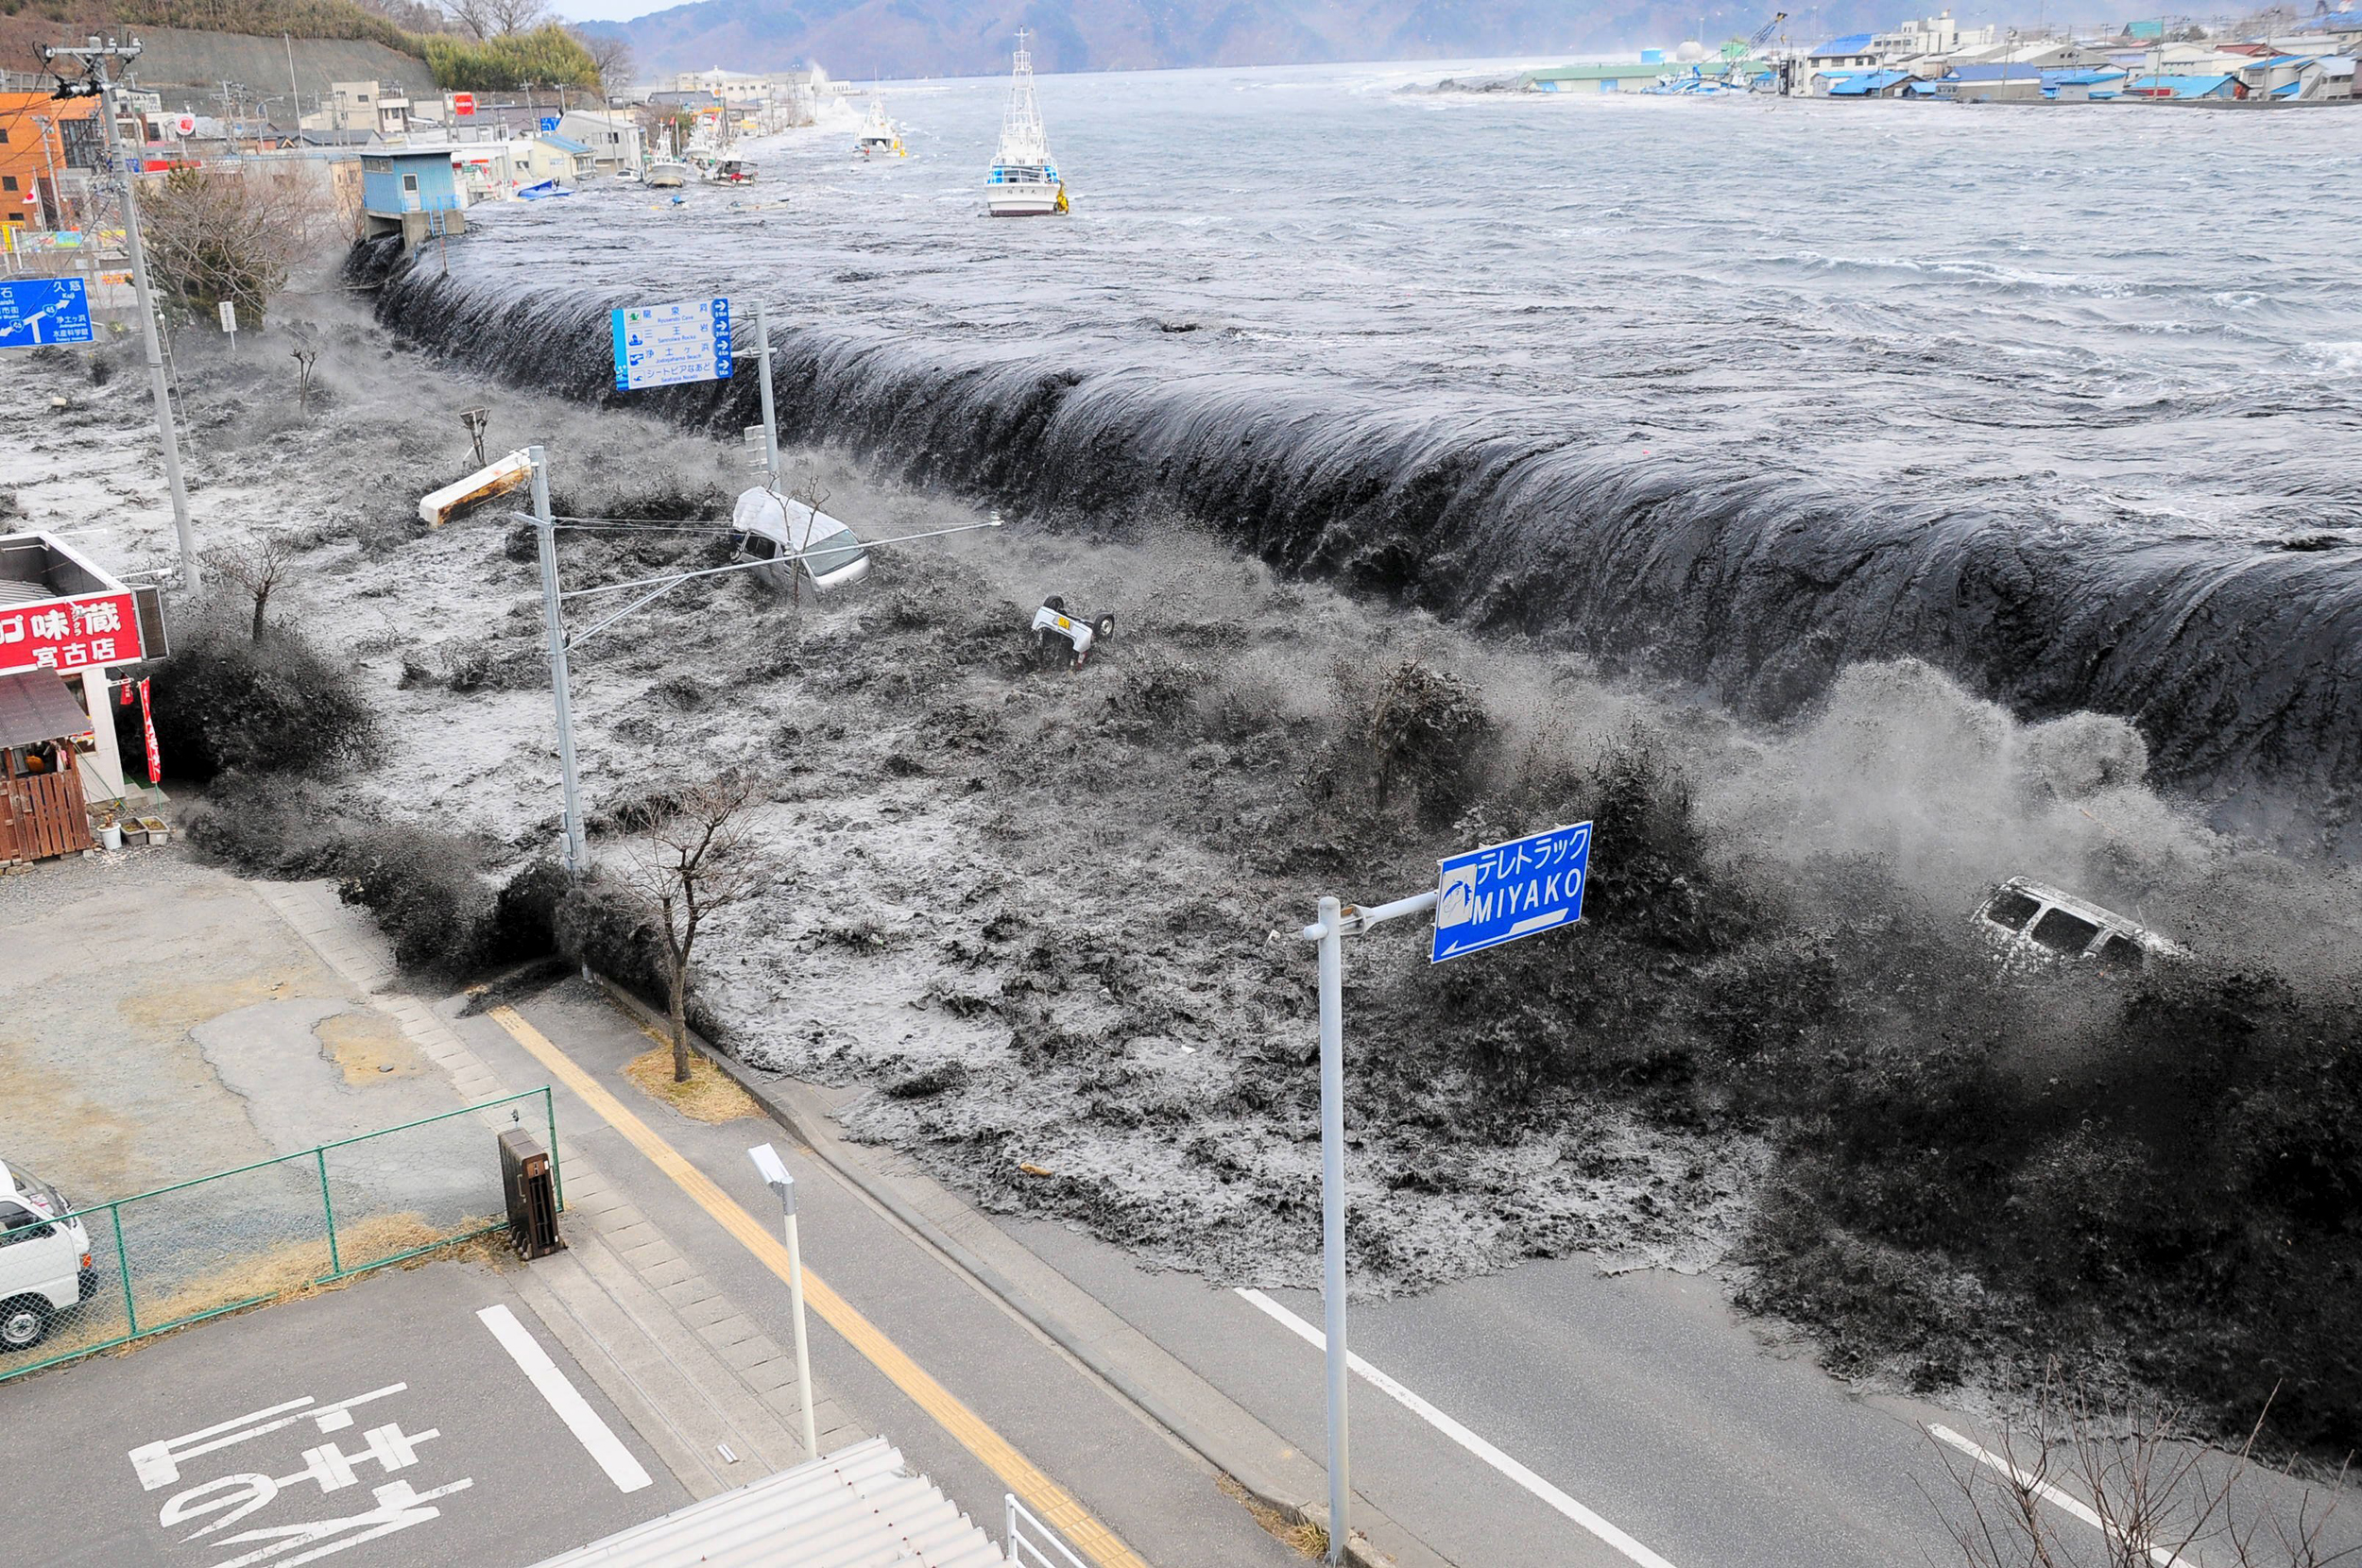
[0,1157,96,1354]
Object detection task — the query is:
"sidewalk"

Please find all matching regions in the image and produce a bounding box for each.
[255,879,1331,1567]
[251,881,860,1502]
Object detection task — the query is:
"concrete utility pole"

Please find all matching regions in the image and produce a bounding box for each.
[39,36,201,594]
[528,445,588,876]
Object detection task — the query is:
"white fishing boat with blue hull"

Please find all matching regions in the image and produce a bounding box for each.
[985,32,1067,216]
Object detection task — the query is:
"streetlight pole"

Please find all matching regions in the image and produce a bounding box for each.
[747,1143,819,1458]
[40,36,200,593]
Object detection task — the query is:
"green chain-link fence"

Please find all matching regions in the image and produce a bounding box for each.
[0,1088,559,1382]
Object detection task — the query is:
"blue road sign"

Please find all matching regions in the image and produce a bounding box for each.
[0,277,94,349]
[539,114,560,131]
[1430,820,1592,963]
[609,297,732,391]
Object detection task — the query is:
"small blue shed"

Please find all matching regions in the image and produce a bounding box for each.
[360,146,466,251]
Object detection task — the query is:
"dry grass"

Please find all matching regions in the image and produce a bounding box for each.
[10,1213,508,1372]
[624,1044,762,1123]
[1218,1474,1329,1559]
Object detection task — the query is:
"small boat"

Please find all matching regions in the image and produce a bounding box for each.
[646,161,692,189]
[707,158,758,185]
[984,31,1066,217]
[854,98,906,160]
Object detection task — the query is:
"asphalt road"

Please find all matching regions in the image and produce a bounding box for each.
[0,1258,685,1568]
[458,983,1302,1568]
[1021,1225,1966,1568]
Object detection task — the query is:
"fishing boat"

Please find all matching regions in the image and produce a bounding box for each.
[646,160,692,188]
[984,32,1066,216]
[854,98,905,160]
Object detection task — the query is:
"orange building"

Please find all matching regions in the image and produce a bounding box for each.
[0,93,100,235]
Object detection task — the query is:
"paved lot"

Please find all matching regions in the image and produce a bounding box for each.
[0,854,464,1203]
[0,1257,686,1568]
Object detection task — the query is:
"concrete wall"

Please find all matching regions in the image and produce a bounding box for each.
[129,28,436,111]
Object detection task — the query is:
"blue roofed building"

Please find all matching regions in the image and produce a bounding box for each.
[2120,72,2247,98]
[1823,68,1916,96]
[360,145,463,252]
[1806,31,1879,93]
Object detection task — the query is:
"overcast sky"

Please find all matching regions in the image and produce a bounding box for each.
[556,2,668,26]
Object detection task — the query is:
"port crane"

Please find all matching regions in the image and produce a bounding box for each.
[1720,9,1789,89]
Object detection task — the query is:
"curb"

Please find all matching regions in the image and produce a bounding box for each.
[582,971,1423,1568]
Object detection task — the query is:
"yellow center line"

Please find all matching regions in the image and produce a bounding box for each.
[488,1006,1148,1568]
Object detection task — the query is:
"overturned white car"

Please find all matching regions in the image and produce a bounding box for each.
[732,487,871,594]
[1974,878,2182,974]
[1030,595,1115,670]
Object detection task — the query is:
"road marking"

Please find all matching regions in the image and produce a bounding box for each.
[488,1005,1147,1568]
[1928,1423,2192,1568]
[477,1303,653,1493]
[1235,1287,1683,1568]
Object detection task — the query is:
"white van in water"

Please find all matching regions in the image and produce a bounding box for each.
[731,486,871,595]
[0,1157,96,1353]
[1974,878,2181,974]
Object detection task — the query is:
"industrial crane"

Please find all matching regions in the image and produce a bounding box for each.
[1717,9,1788,86]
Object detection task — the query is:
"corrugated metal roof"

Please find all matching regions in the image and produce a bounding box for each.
[2123,72,2238,94]
[525,1438,1003,1568]
[1825,69,1911,94]
[1809,32,1876,55]
[538,132,593,153]
[0,672,93,749]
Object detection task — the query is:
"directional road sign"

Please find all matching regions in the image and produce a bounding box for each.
[0,277,94,349]
[610,298,732,391]
[1430,820,1591,963]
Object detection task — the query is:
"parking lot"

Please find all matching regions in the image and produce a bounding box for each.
[0,1257,686,1568]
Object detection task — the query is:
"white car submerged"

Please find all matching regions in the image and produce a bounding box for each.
[0,1156,96,1353]
[1974,878,2182,974]
[732,486,872,595]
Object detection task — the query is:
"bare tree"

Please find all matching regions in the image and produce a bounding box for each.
[1929,1372,2359,1568]
[625,774,766,1082]
[572,27,635,98]
[205,535,297,642]
[789,460,830,613]
[140,165,334,329]
[443,0,551,39]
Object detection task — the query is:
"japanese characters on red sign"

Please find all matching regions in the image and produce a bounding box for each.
[139,676,162,784]
[453,92,476,115]
[0,590,143,676]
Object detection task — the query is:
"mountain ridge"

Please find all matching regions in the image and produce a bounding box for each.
[584,0,1879,83]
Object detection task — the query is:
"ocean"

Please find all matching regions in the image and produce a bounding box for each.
[365,61,2362,848]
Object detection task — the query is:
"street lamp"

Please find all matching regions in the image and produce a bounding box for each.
[747,1141,819,1459]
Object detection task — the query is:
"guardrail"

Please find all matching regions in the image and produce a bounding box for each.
[1006,1492,1090,1568]
[0,1088,558,1383]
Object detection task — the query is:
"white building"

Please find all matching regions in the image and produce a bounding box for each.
[556,109,643,175]
[301,80,412,138]
[671,67,770,105]
[1870,9,1997,60]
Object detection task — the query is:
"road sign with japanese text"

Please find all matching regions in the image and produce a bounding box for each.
[610,298,731,391]
[0,277,94,348]
[1430,821,1592,963]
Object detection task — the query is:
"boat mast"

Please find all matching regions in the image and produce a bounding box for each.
[999,28,1048,164]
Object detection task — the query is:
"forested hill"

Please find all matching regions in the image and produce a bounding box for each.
[586,0,1876,81]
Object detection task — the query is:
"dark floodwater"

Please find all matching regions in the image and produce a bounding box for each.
[368,62,2362,848]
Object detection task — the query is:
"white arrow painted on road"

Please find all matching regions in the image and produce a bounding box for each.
[1235,1287,1683,1568]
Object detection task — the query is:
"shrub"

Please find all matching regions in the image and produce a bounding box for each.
[335,826,497,976]
[139,598,378,781]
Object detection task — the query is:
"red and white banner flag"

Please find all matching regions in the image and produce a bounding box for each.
[138,676,162,784]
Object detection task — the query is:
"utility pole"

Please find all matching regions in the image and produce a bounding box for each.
[529,445,587,875]
[39,35,201,594]
[754,298,780,495]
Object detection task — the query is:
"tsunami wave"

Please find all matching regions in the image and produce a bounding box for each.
[355,240,2362,855]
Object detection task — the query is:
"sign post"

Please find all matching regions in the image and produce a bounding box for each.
[1296,821,1592,1564]
[217,298,236,353]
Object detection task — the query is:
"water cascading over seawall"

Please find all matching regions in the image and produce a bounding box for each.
[358,243,2362,853]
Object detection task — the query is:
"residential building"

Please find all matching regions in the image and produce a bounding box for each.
[1805,33,1880,92]
[360,145,464,249]
[0,93,99,234]
[306,81,412,139]
[514,133,595,186]
[556,109,643,175]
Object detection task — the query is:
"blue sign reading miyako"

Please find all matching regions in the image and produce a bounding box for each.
[1429,821,1592,963]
